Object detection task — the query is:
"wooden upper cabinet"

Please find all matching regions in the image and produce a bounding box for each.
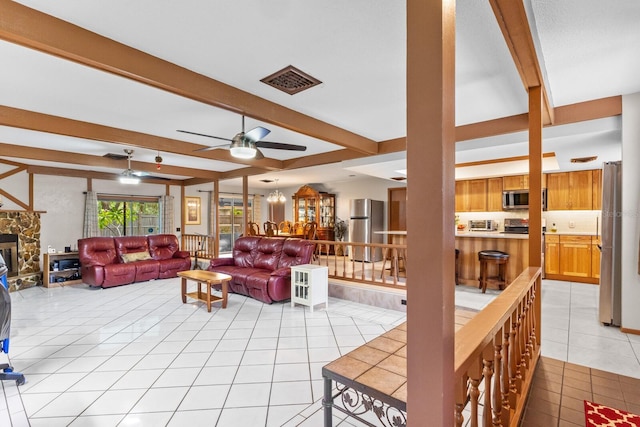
[592,169,602,211]
[547,170,593,210]
[455,179,487,212]
[487,177,503,212]
[503,174,529,190]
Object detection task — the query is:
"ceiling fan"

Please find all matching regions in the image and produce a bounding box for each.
[118,149,170,184]
[177,115,307,159]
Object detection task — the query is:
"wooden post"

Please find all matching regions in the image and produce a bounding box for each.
[406,0,456,424]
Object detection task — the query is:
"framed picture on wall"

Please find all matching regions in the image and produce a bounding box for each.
[185,196,201,225]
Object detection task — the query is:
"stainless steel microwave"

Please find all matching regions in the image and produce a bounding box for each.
[502,189,547,210]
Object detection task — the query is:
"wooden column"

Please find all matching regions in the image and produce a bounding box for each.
[529,86,543,350]
[213,180,219,257]
[406,0,456,424]
[242,176,249,236]
[528,86,542,268]
[180,185,185,234]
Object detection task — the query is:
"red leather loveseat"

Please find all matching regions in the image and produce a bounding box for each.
[78,234,191,288]
[207,236,315,304]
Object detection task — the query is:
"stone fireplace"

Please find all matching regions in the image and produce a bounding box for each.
[0,234,19,277]
[0,211,42,291]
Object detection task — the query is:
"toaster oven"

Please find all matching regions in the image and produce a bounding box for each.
[468,220,498,231]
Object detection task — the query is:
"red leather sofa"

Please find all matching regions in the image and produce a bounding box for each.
[78,234,191,288]
[207,236,315,304]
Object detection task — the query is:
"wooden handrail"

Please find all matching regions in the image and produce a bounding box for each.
[453,267,542,427]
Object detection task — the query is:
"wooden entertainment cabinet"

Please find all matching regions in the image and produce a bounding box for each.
[43,252,82,287]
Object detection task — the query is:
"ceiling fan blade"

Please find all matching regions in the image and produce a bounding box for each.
[194,144,230,152]
[255,141,307,151]
[243,126,270,143]
[177,129,232,142]
[254,148,265,160]
[132,171,171,180]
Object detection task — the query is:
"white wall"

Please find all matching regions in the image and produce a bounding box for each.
[0,171,183,268]
[621,93,640,331]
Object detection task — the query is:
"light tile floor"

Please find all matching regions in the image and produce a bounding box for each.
[0,278,639,426]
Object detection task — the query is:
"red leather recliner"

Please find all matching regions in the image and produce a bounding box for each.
[78,234,190,288]
[208,236,315,304]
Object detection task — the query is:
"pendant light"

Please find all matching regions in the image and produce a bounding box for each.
[267,179,286,203]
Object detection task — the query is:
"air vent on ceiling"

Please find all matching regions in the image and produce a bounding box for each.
[260,65,322,95]
[390,177,407,181]
[260,179,274,183]
[103,153,129,160]
[570,156,598,163]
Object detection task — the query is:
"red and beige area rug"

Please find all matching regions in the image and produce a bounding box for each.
[585,400,640,426]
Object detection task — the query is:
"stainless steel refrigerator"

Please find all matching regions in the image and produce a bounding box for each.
[599,161,622,326]
[349,199,384,262]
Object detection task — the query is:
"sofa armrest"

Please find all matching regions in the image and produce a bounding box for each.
[173,250,190,259]
[271,267,291,278]
[209,258,235,268]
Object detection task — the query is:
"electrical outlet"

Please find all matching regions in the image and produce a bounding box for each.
[569,221,575,228]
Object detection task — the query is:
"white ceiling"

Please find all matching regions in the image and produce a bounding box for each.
[0,0,638,191]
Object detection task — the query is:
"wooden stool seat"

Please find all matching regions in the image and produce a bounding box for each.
[478,250,509,293]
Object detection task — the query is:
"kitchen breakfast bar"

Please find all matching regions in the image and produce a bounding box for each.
[455,231,529,289]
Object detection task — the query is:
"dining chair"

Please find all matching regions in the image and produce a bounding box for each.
[278,220,292,234]
[292,222,304,235]
[247,222,260,236]
[303,221,317,240]
[263,221,277,237]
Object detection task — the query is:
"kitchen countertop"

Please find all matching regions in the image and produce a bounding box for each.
[544,231,597,236]
[455,231,529,239]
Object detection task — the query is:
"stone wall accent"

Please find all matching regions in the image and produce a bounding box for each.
[0,211,42,291]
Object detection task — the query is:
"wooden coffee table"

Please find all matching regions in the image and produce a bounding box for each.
[178,270,231,312]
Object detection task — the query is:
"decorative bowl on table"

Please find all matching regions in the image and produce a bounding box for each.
[456,224,466,231]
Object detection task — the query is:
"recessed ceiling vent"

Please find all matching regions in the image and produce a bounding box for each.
[570,156,598,163]
[260,65,322,95]
[104,153,129,161]
[260,179,274,183]
[390,177,407,181]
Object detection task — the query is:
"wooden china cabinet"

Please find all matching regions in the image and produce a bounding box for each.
[292,185,335,241]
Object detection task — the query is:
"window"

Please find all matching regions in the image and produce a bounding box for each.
[97,195,161,237]
[219,195,253,253]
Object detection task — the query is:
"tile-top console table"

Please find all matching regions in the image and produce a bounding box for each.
[321,309,475,426]
[322,322,408,427]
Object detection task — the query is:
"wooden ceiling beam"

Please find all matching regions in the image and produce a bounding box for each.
[0,142,221,179]
[0,0,378,155]
[26,165,184,186]
[489,0,555,124]
[0,105,283,171]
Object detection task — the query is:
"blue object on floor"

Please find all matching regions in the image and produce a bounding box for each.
[0,263,26,386]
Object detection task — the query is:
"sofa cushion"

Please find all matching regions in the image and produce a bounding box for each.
[102,263,136,287]
[78,237,118,266]
[253,238,285,271]
[121,251,152,263]
[232,236,261,268]
[148,234,181,260]
[278,239,315,268]
[134,259,160,282]
[114,236,149,261]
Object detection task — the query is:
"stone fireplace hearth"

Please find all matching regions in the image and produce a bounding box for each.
[0,211,42,291]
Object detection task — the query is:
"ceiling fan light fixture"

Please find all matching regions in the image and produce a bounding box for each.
[230,135,257,159]
[119,170,140,185]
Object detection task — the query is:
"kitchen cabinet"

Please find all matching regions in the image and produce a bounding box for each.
[293,185,335,241]
[544,234,560,275]
[455,179,487,212]
[503,174,529,190]
[559,235,592,278]
[487,178,503,212]
[592,169,602,211]
[546,170,593,210]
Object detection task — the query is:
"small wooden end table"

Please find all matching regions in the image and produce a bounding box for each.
[178,270,231,312]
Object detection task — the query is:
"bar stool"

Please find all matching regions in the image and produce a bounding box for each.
[478,250,509,293]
